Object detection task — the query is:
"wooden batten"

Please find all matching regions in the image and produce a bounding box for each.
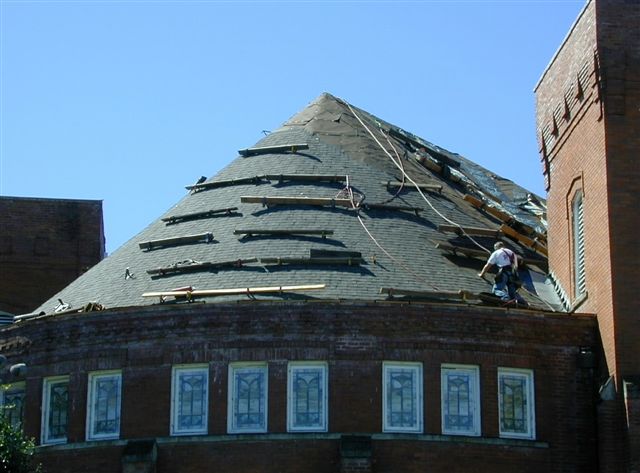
[259,257,363,266]
[142,284,326,300]
[139,232,214,251]
[186,176,264,191]
[380,287,474,300]
[437,224,502,238]
[146,258,258,276]
[239,144,309,157]
[240,196,353,208]
[500,224,549,257]
[363,203,423,214]
[464,194,547,245]
[381,180,443,193]
[264,174,347,183]
[235,229,334,238]
[162,207,239,225]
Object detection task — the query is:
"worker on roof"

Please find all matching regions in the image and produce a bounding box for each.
[478,242,526,305]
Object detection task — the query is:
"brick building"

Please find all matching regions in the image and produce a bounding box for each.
[0,197,105,315]
[0,0,637,471]
[535,0,639,471]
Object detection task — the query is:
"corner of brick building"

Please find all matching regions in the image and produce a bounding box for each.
[535,0,640,471]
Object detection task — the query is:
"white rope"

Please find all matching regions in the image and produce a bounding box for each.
[343,99,492,255]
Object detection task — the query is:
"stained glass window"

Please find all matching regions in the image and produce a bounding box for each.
[383,363,423,433]
[42,377,69,444]
[2,382,25,430]
[228,364,267,433]
[287,363,327,432]
[87,371,121,440]
[172,366,208,435]
[498,368,535,439]
[441,365,480,436]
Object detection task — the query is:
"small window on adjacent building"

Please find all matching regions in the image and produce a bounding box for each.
[1,382,26,430]
[171,365,209,436]
[86,371,121,440]
[441,364,481,436]
[383,362,423,433]
[228,363,268,434]
[42,376,69,445]
[572,190,586,297]
[498,368,535,440]
[287,362,328,432]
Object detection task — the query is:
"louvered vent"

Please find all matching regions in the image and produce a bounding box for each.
[573,192,586,296]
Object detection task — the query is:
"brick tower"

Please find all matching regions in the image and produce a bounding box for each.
[535,1,640,471]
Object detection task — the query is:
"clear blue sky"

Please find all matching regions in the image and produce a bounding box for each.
[1,0,585,254]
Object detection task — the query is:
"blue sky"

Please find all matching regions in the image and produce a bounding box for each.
[0,0,585,254]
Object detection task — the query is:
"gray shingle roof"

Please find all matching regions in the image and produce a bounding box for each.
[34,93,560,316]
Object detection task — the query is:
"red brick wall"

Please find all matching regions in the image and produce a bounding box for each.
[596,0,640,383]
[535,1,640,471]
[0,302,598,472]
[0,197,105,315]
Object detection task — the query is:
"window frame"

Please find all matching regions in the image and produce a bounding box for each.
[41,376,70,445]
[382,362,423,433]
[440,364,481,437]
[86,370,122,441]
[1,381,26,430]
[287,361,328,433]
[497,368,536,440]
[170,364,209,436]
[227,363,268,434]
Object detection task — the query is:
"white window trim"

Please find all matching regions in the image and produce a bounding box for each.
[170,364,209,436]
[227,363,268,434]
[86,370,122,441]
[497,368,536,440]
[441,364,481,437]
[287,362,328,432]
[382,362,423,433]
[41,376,69,445]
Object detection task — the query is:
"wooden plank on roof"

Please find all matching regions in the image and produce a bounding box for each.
[146,258,258,276]
[500,224,549,257]
[381,180,443,193]
[162,207,239,225]
[142,284,326,299]
[240,196,353,208]
[264,174,347,183]
[139,232,214,251]
[464,194,547,244]
[186,176,264,191]
[380,287,475,300]
[234,229,334,238]
[437,224,502,238]
[464,194,513,222]
[239,144,309,157]
[363,203,423,214]
[260,257,363,266]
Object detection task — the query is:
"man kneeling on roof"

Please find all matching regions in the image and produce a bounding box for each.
[478,242,526,305]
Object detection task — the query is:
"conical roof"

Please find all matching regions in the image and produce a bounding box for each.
[33,93,560,316]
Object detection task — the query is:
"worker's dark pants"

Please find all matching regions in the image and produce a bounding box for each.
[493,267,524,303]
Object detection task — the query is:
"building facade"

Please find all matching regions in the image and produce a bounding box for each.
[535,0,639,471]
[0,196,105,315]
